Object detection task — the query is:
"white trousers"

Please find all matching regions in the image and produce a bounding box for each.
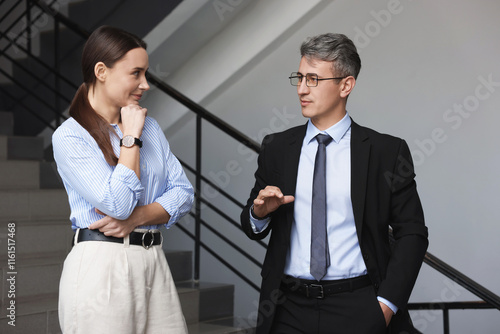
[58,232,187,334]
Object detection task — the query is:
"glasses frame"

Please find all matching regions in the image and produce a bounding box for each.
[289,72,347,87]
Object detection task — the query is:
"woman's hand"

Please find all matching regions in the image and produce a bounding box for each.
[120,104,147,138]
[89,208,140,238]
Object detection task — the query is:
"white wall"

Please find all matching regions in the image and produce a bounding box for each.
[145,0,500,332]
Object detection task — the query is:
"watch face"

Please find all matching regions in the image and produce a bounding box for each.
[122,135,135,147]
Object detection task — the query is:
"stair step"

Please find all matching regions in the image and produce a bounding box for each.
[165,249,193,283]
[177,283,200,324]
[0,160,40,189]
[7,136,44,160]
[0,252,65,301]
[0,112,13,136]
[177,281,234,323]
[0,189,70,221]
[0,294,60,333]
[188,318,254,334]
[40,161,64,189]
[0,219,72,258]
[0,297,250,334]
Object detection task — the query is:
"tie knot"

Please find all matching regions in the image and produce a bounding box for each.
[315,134,333,146]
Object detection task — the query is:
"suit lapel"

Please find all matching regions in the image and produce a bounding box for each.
[350,120,371,239]
[283,124,307,226]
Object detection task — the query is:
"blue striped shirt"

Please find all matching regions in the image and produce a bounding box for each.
[52,116,194,230]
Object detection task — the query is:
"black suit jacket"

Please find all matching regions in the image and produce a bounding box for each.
[241,120,428,334]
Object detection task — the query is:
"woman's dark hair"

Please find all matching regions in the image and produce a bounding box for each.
[69,26,147,165]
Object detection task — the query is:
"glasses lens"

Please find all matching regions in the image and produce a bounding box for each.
[306,74,318,87]
[290,73,302,86]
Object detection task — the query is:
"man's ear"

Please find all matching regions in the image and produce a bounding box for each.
[94,62,107,82]
[340,76,356,98]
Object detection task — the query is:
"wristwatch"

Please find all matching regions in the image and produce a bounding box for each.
[120,135,143,148]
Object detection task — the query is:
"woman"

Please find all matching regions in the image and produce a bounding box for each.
[52,26,193,333]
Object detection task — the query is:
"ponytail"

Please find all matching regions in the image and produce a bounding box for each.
[69,83,118,166]
[69,26,146,166]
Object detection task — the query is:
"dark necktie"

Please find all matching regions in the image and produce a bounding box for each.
[310,133,333,281]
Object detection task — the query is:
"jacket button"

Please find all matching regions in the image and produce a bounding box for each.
[363,253,369,260]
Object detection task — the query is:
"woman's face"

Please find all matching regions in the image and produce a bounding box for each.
[101,47,150,109]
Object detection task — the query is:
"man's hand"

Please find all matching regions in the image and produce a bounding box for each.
[89,208,140,238]
[253,186,294,218]
[379,301,394,327]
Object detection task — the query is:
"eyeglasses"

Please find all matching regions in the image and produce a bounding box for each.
[289,72,347,87]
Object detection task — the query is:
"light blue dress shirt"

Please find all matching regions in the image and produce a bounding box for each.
[250,113,397,313]
[53,116,194,231]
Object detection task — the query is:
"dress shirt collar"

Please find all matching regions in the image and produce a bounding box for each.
[305,112,352,145]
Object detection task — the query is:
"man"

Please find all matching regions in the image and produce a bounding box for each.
[240,33,428,334]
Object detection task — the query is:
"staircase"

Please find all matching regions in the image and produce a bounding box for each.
[0,110,71,333]
[0,110,251,333]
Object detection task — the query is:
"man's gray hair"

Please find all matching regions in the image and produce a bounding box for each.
[300,33,361,79]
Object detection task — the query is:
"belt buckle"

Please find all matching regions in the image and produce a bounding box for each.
[141,230,154,250]
[307,284,324,299]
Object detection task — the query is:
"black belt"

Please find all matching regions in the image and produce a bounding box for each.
[75,228,162,249]
[281,275,372,299]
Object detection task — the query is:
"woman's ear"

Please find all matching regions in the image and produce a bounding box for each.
[94,62,107,82]
[340,76,356,98]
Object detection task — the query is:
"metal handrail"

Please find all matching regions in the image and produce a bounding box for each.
[423,252,500,309]
[407,301,497,334]
[0,0,23,24]
[30,0,89,39]
[408,301,495,310]
[388,232,500,311]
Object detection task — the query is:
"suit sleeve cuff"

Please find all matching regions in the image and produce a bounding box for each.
[249,205,271,233]
[377,296,398,314]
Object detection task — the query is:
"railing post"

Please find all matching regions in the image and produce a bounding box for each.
[54,16,60,127]
[194,114,202,284]
[26,0,31,54]
[443,307,450,334]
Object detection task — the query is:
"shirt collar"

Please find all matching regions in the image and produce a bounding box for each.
[305,112,352,145]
